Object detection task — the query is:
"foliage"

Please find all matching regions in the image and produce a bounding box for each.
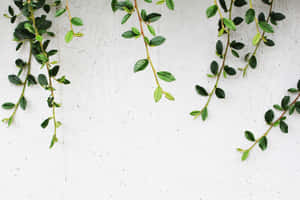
[238,80,300,161]
[2,0,82,148]
[111,0,176,103]
[191,0,285,121]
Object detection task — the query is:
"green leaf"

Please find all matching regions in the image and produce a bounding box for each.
[146,13,161,23]
[230,40,245,50]
[281,96,290,110]
[49,65,60,77]
[201,107,208,121]
[55,8,66,17]
[264,109,274,125]
[2,102,15,110]
[234,0,247,7]
[41,117,51,128]
[20,96,27,110]
[147,25,156,36]
[56,121,62,128]
[298,80,300,90]
[154,86,163,103]
[134,59,149,72]
[210,61,219,75]
[273,104,283,111]
[131,27,140,35]
[164,91,175,101]
[280,120,288,133]
[223,18,236,31]
[258,136,268,151]
[249,56,257,69]
[65,30,74,43]
[252,33,261,45]
[295,102,300,114]
[8,74,22,85]
[27,74,37,86]
[38,74,48,86]
[219,0,228,12]
[231,49,239,58]
[215,88,225,99]
[122,30,138,38]
[288,88,298,93]
[195,85,208,96]
[149,36,166,46]
[289,104,296,115]
[24,23,35,34]
[190,110,201,116]
[71,17,83,26]
[259,21,274,33]
[206,5,218,18]
[245,8,255,24]
[35,54,49,64]
[49,134,58,149]
[216,40,223,56]
[224,66,236,75]
[8,6,14,16]
[245,130,255,142]
[141,9,147,21]
[157,71,176,82]
[241,150,249,161]
[233,17,243,26]
[121,13,132,24]
[166,0,175,10]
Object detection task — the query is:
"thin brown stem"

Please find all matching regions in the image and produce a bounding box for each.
[65,0,74,33]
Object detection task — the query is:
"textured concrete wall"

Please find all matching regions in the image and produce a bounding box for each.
[0,0,300,199]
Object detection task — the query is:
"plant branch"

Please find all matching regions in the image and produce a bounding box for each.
[8,41,33,123]
[65,0,74,33]
[242,0,274,77]
[134,0,161,88]
[194,0,234,119]
[246,92,300,152]
[29,5,58,144]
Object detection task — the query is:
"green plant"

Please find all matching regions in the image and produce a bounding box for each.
[238,80,300,161]
[55,0,84,43]
[1,0,80,148]
[190,0,285,121]
[190,0,238,121]
[240,0,285,76]
[111,0,176,103]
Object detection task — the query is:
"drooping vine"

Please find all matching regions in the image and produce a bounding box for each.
[190,0,285,121]
[190,0,240,121]
[240,0,285,76]
[1,0,81,148]
[111,0,176,103]
[238,80,300,161]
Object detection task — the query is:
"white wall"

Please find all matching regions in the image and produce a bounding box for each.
[0,0,300,199]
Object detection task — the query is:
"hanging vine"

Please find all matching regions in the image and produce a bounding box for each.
[111,0,176,103]
[190,0,285,121]
[2,0,82,148]
[240,0,285,76]
[190,0,240,121]
[238,80,300,161]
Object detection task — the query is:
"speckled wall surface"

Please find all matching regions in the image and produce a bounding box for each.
[0,0,299,199]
